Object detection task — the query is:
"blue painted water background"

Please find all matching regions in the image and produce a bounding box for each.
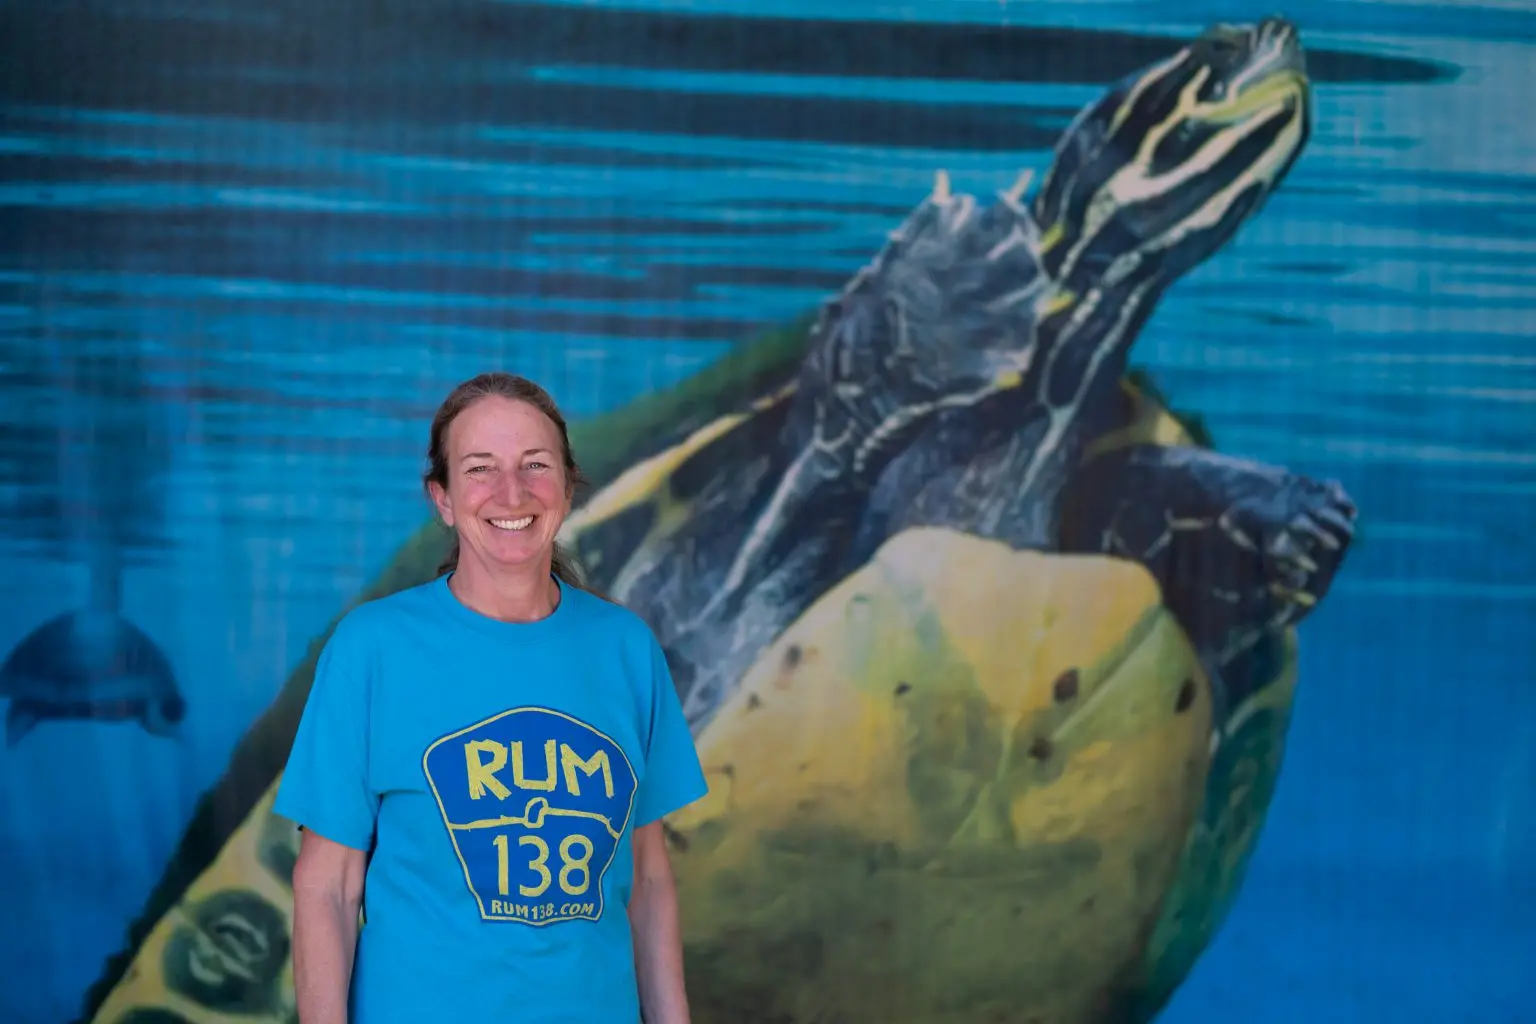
[0,0,1532,1020]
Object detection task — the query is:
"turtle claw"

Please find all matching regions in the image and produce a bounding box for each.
[1268,582,1317,609]
[932,168,951,201]
[1266,529,1318,574]
[1314,501,1356,540]
[1288,483,1356,570]
[1295,512,1340,551]
[1256,479,1357,627]
[1003,167,1035,204]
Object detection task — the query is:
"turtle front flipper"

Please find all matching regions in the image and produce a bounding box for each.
[1056,443,1356,719]
[624,174,1053,729]
[718,171,1046,597]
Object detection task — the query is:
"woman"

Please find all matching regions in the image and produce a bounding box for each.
[276,372,707,1023]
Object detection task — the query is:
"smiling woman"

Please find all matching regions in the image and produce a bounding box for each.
[272,371,708,1024]
[423,373,595,602]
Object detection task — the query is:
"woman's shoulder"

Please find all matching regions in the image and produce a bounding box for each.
[563,583,649,634]
[562,585,665,653]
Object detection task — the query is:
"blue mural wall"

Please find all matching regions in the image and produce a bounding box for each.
[1,1,1532,1021]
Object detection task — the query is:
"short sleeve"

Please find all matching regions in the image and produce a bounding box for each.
[273,617,378,852]
[631,635,708,829]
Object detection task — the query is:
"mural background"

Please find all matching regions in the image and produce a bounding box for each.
[0,0,1532,1021]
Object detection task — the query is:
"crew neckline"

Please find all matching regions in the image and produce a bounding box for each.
[432,571,575,643]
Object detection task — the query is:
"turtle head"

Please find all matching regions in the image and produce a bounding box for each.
[1032,17,1311,294]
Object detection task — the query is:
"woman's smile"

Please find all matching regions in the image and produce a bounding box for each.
[488,516,536,531]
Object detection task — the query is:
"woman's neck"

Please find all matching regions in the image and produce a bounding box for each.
[448,558,560,623]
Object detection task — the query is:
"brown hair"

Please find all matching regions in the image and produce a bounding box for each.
[424,372,591,590]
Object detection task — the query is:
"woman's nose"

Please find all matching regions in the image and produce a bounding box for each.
[496,470,527,504]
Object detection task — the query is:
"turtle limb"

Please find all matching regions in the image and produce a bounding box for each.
[699,173,1046,621]
[633,176,1056,733]
[1057,443,1356,714]
[604,175,1052,732]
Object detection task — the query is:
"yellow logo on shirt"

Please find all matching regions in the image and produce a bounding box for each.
[423,706,638,925]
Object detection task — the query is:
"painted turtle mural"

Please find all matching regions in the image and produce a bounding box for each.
[82,17,1356,1024]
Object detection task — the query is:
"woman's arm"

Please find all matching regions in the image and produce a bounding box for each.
[629,821,690,1024]
[291,828,369,1024]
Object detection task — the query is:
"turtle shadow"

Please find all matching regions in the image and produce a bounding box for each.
[1,606,185,747]
[0,285,185,748]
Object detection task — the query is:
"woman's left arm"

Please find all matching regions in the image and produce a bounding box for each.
[629,820,691,1024]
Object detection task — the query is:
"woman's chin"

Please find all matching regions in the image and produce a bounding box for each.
[478,531,552,568]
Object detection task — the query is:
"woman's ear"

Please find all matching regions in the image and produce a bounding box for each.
[428,479,455,527]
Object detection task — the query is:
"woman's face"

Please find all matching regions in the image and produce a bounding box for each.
[430,395,572,576]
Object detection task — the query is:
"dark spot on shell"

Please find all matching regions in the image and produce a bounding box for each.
[864,843,899,874]
[1052,669,1080,703]
[1028,736,1053,760]
[721,763,735,778]
[746,693,762,711]
[1080,896,1097,913]
[257,812,299,888]
[783,644,802,669]
[894,682,912,697]
[797,762,809,772]
[1175,678,1196,713]
[662,822,690,853]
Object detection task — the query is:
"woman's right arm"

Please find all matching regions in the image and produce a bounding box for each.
[291,829,369,1024]
[272,615,379,1021]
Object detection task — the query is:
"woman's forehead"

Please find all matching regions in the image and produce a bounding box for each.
[449,396,560,453]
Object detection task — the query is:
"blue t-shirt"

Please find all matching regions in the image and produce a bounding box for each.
[273,573,709,1023]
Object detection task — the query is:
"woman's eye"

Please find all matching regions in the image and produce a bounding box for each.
[466,465,489,474]
[526,461,548,471]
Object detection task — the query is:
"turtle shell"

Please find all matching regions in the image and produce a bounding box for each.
[88,777,300,1023]
[664,526,1212,1023]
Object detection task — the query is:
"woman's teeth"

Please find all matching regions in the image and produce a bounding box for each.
[489,516,535,531]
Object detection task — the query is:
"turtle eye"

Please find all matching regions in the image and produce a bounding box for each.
[1198,26,1246,68]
